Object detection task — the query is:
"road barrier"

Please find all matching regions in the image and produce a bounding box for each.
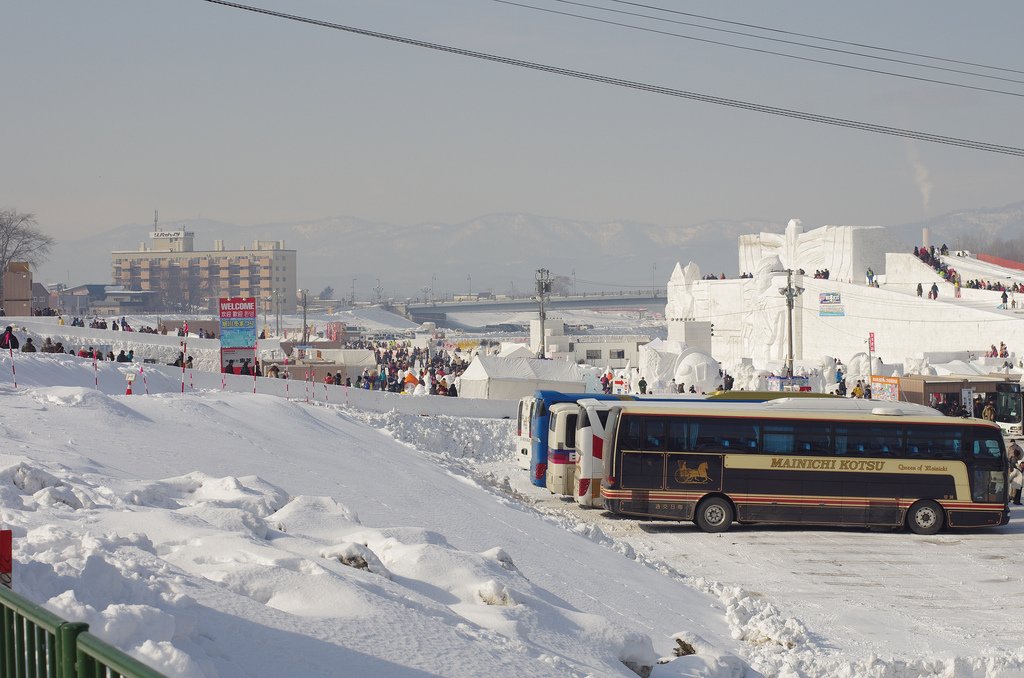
[0,585,164,678]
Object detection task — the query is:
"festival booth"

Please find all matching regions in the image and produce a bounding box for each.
[458,355,589,400]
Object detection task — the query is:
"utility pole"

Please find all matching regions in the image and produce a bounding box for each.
[652,262,657,298]
[350,277,356,306]
[301,289,308,344]
[535,268,552,358]
[778,269,804,378]
[275,288,282,337]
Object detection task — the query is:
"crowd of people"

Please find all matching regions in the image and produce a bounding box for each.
[987,342,1012,359]
[914,245,1024,303]
[218,338,469,397]
[0,325,140,363]
[340,339,469,396]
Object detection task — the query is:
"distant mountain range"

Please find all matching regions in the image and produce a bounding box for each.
[36,202,1024,300]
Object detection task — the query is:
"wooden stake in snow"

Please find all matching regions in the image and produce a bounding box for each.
[7,347,16,388]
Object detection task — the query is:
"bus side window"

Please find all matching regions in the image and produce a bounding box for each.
[667,419,688,451]
[566,414,578,449]
[794,423,831,454]
[643,417,667,451]
[971,430,1003,459]
[620,416,642,450]
[690,419,757,452]
[845,423,902,457]
[762,422,795,455]
[834,425,849,456]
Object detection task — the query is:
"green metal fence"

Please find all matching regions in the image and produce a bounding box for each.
[0,586,166,678]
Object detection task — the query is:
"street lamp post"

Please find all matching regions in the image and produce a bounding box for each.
[778,269,805,378]
[264,296,271,336]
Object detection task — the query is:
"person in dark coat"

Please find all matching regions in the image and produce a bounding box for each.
[446,382,458,397]
[0,326,19,350]
[223,360,235,374]
[21,337,36,353]
[239,359,252,376]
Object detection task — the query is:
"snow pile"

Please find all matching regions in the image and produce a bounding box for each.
[0,384,716,677]
[338,408,514,464]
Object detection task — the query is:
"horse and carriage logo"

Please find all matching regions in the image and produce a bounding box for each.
[674,460,712,484]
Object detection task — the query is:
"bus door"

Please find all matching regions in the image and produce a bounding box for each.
[954,428,1008,527]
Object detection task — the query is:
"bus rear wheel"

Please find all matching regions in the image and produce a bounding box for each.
[906,500,945,535]
[695,497,734,533]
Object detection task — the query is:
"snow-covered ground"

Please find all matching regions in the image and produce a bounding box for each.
[2,331,1024,677]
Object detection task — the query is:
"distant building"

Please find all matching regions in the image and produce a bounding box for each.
[111,229,297,313]
[531,318,649,369]
[1,262,32,316]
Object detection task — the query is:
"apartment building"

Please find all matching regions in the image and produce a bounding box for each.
[111,230,297,313]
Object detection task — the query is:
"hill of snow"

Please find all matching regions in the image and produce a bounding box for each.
[2,348,1024,677]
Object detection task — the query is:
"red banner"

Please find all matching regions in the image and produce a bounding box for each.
[0,530,11,589]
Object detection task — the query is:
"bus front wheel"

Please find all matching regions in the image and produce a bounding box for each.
[906,500,945,535]
[695,497,734,533]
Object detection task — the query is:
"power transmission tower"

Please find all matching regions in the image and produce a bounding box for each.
[535,268,553,358]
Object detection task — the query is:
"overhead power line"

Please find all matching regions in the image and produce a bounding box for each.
[529,0,1024,88]
[493,0,1024,98]
[605,0,1024,76]
[202,0,1024,157]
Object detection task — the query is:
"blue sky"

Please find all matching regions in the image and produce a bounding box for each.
[4,0,1023,238]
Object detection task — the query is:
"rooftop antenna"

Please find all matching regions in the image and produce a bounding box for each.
[154,209,159,230]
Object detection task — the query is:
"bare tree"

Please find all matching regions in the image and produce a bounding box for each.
[0,209,55,297]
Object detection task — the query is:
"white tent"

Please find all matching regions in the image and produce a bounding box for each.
[458,356,590,400]
[498,343,537,359]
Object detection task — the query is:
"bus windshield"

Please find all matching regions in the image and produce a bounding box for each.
[995,391,1022,425]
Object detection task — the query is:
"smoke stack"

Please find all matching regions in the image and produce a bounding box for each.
[922,227,929,248]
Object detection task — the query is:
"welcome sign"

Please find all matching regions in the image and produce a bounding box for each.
[819,291,845,317]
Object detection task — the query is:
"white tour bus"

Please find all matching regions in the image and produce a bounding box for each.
[572,395,947,508]
[600,398,1007,533]
[545,403,580,494]
[515,395,538,470]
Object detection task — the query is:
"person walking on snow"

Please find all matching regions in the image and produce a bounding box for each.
[0,326,19,350]
[1009,440,1023,505]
